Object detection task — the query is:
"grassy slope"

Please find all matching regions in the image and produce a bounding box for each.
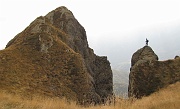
[0,82,179,109]
[0,18,94,102]
[0,36,77,96]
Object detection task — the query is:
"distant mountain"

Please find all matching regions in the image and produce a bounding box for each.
[0,6,113,105]
[113,69,129,97]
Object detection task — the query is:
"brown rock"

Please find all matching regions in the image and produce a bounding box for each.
[0,6,113,104]
[128,46,180,98]
[131,46,158,67]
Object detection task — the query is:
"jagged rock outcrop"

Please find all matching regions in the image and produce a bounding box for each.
[128,46,180,98]
[131,46,158,67]
[0,6,113,104]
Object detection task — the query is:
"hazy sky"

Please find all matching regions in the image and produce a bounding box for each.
[1,0,180,69]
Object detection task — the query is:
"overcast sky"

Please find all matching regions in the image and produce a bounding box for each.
[1,0,180,69]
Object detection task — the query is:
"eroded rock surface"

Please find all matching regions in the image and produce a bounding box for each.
[0,6,113,104]
[128,46,180,98]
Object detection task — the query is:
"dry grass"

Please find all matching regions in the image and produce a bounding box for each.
[0,82,180,109]
[130,82,180,109]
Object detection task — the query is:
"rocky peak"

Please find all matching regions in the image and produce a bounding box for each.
[46,6,88,58]
[46,6,84,36]
[128,46,180,98]
[46,6,74,25]
[131,46,158,67]
[1,6,113,105]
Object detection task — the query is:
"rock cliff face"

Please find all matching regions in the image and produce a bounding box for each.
[0,6,113,104]
[128,46,180,98]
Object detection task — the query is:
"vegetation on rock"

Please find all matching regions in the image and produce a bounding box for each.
[128,46,180,98]
[0,6,113,104]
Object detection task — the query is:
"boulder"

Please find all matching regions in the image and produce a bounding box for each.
[128,46,180,98]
